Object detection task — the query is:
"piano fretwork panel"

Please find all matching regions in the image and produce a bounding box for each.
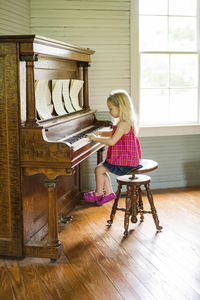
[0,34,111,260]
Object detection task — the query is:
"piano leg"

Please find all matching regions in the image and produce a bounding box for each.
[25,178,63,261]
[44,179,63,261]
[45,180,59,244]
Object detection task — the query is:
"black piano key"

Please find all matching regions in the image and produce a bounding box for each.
[63,126,104,144]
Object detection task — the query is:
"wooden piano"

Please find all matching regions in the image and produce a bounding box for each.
[0,35,111,260]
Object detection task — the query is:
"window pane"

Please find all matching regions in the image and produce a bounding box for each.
[170,89,198,123]
[169,17,196,51]
[170,54,198,87]
[141,54,169,88]
[138,0,198,126]
[139,0,168,15]
[169,0,197,16]
[139,16,168,51]
[140,89,169,124]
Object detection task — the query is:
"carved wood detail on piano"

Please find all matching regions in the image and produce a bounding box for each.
[0,35,110,261]
[20,128,72,166]
[0,41,23,257]
[21,54,39,127]
[78,62,89,109]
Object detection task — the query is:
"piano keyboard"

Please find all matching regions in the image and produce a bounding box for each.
[63,126,104,144]
[59,125,111,150]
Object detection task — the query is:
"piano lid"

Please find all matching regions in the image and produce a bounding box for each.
[0,34,95,62]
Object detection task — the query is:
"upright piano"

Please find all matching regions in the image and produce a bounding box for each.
[0,35,111,260]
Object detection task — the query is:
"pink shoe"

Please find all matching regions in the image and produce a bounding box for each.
[83,191,104,203]
[96,193,116,206]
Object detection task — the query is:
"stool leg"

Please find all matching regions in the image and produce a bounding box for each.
[107,183,122,226]
[124,185,132,237]
[145,183,163,231]
[130,185,138,224]
[138,187,144,222]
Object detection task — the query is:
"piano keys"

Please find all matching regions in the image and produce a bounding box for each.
[0,35,111,260]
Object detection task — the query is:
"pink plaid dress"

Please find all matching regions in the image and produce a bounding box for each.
[106,125,141,167]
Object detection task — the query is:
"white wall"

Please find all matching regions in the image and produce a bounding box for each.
[30,0,130,111]
[0,0,30,34]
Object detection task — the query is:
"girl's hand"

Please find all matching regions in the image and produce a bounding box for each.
[86,133,96,141]
[94,131,102,136]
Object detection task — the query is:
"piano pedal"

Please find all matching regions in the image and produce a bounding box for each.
[58,214,73,224]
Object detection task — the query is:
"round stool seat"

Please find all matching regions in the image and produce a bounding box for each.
[128,159,158,175]
[117,174,151,185]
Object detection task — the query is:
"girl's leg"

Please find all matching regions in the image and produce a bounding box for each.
[103,173,113,195]
[95,163,113,196]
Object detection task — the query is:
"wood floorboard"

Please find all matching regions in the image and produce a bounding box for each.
[81,202,196,300]
[0,186,200,300]
[111,193,200,299]
[5,260,29,300]
[61,220,123,300]
[103,205,200,299]
[0,260,14,300]
[67,213,147,300]
[18,261,42,300]
[32,258,71,300]
[78,208,157,300]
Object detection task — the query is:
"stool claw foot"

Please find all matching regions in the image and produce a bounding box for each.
[131,216,138,223]
[123,230,128,237]
[139,213,144,222]
[156,225,163,231]
[107,219,113,226]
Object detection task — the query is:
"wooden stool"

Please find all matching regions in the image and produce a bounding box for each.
[107,159,163,236]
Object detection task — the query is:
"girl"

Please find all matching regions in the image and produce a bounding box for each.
[84,90,142,205]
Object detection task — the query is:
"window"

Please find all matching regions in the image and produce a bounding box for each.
[131,0,200,132]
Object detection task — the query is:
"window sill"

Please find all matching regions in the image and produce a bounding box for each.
[139,124,200,137]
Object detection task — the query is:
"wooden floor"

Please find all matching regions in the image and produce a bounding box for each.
[0,186,200,300]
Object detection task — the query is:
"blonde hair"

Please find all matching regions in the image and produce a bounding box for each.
[107,90,139,136]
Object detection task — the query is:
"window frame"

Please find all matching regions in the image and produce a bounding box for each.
[130,0,200,137]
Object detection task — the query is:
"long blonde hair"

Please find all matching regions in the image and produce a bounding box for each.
[107,90,139,136]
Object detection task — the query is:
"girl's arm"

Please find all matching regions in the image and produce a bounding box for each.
[87,121,130,146]
[94,130,112,137]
